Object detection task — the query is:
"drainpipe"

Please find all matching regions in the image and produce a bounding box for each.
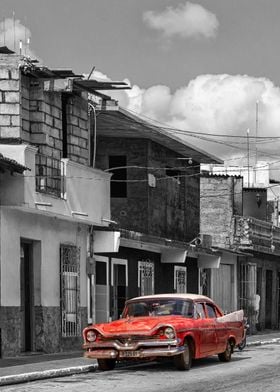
[88,103,97,168]
[86,226,95,275]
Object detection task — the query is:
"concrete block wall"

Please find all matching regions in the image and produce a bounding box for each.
[28,80,63,160]
[95,136,199,242]
[66,92,89,165]
[95,136,149,233]
[0,54,21,139]
[200,175,243,247]
[148,141,199,242]
[0,53,89,166]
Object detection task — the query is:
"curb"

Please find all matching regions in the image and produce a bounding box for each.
[1,339,280,386]
[0,364,97,387]
[247,337,280,347]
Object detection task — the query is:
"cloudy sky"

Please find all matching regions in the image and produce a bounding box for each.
[1,0,280,175]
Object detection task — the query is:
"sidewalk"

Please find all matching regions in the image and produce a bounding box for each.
[1,331,280,387]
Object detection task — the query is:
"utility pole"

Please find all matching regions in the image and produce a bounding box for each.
[255,100,259,184]
[247,128,250,187]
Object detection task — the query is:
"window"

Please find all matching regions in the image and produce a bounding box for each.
[195,303,206,319]
[138,260,154,296]
[60,245,80,337]
[109,155,127,197]
[174,266,187,293]
[205,303,216,318]
[36,154,65,198]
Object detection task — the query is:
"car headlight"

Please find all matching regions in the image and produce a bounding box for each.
[86,330,97,342]
[164,327,175,339]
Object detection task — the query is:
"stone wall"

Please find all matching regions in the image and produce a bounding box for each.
[0,307,21,357]
[0,305,87,357]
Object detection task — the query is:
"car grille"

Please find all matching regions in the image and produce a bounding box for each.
[100,335,158,344]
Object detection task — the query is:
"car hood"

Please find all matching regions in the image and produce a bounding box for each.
[93,316,191,336]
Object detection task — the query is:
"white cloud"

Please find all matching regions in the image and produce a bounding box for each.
[111,74,280,164]
[0,17,39,60]
[81,68,280,168]
[143,1,219,39]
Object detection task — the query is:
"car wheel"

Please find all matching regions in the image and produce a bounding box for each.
[97,358,116,371]
[238,336,246,351]
[174,341,192,370]
[218,340,232,362]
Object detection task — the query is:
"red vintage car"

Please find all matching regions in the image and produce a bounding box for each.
[82,293,244,371]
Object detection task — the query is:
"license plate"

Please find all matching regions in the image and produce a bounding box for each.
[119,351,141,358]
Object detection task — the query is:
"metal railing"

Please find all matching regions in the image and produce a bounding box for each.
[60,245,80,337]
[35,154,65,198]
[233,215,280,255]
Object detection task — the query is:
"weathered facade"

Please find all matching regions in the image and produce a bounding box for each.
[0,52,120,357]
[200,173,280,331]
[93,106,222,321]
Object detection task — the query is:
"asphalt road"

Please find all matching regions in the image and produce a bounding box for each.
[2,344,280,392]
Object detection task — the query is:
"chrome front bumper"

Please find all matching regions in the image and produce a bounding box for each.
[83,339,185,359]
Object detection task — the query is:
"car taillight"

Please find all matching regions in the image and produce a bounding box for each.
[164,327,175,339]
[86,330,97,342]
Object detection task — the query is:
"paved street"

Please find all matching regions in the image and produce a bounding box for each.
[1,344,280,392]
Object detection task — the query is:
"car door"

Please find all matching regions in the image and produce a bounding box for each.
[205,303,226,354]
[194,302,217,356]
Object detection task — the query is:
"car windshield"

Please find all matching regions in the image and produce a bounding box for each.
[123,299,194,318]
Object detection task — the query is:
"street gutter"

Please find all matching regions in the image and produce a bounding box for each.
[0,364,97,387]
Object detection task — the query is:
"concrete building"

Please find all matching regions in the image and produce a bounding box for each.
[0,50,124,357]
[93,105,222,321]
[200,172,280,331]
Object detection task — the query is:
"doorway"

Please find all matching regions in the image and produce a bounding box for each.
[20,241,34,352]
[111,259,127,320]
[95,256,109,323]
[277,272,280,328]
[265,270,273,329]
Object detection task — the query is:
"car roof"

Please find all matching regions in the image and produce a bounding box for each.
[126,293,214,303]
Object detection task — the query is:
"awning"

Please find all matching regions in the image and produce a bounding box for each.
[93,230,120,253]
[198,254,221,269]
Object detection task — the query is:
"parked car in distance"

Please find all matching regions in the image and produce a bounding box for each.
[82,293,244,371]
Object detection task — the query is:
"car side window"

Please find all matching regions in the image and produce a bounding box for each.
[195,303,206,319]
[205,303,216,318]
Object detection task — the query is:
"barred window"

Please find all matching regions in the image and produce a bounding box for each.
[174,266,187,293]
[138,260,154,296]
[60,245,80,337]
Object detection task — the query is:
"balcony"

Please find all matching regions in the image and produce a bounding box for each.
[0,144,112,227]
[232,215,280,255]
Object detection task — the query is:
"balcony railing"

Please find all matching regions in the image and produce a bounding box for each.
[232,215,280,255]
[35,154,65,198]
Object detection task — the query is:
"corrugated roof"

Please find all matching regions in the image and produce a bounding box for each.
[201,172,243,179]
[0,154,29,174]
[73,80,130,92]
[20,62,130,92]
[96,108,222,164]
